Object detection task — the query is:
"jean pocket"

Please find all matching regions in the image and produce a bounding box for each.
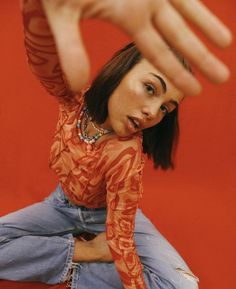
[47,186,71,208]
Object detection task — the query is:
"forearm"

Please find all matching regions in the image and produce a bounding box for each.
[107,239,146,289]
[21,0,76,102]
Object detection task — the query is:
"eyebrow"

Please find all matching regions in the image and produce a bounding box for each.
[150,73,167,94]
[150,72,179,108]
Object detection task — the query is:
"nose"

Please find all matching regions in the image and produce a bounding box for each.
[141,103,160,120]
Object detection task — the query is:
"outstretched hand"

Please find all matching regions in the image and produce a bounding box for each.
[42,0,232,96]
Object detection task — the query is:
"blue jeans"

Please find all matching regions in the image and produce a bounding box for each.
[0,184,199,289]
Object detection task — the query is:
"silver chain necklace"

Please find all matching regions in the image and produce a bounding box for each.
[77,107,112,144]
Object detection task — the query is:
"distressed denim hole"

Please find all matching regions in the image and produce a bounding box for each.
[175,267,200,283]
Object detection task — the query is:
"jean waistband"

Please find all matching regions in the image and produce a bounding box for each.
[56,184,107,211]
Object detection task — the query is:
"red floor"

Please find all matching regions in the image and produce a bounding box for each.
[0,281,66,289]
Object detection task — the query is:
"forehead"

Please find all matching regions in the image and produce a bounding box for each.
[130,59,184,102]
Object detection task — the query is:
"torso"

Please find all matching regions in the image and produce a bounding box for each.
[49,100,145,208]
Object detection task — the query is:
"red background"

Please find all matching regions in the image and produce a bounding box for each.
[0,1,235,289]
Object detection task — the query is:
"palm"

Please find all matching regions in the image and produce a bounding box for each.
[42,0,232,95]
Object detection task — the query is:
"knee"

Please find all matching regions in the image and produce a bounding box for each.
[143,266,199,289]
[0,225,7,244]
[168,267,199,289]
[0,222,15,244]
[174,267,199,289]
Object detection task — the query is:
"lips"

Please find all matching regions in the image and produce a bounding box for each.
[129,116,139,128]
[127,116,143,134]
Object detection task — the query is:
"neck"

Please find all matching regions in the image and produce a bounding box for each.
[99,118,112,132]
[90,118,112,134]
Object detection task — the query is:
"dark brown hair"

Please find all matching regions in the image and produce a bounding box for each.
[85,43,192,169]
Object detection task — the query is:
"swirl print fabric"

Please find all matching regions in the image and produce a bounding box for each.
[22,1,147,287]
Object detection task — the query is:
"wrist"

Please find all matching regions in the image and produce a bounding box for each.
[73,239,100,262]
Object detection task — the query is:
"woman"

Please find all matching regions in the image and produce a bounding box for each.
[0,1,199,289]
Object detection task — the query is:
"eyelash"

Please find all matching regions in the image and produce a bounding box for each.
[144,83,169,115]
[160,105,169,115]
[144,83,156,95]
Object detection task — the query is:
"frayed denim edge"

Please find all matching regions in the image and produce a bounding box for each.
[59,234,76,283]
[70,264,82,289]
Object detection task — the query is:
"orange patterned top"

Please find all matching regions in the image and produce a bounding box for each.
[22,1,147,288]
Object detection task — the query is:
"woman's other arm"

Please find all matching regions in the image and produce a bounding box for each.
[106,180,145,289]
[21,0,79,105]
[104,142,146,289]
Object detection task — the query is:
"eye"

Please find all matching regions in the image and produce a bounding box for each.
[144,83,156,95]
[160,105,169,115]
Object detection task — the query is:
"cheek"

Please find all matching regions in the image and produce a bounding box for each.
[109,90,130,114]
[108,82,144,119]
[120,79,144,101]
[110,94,122,110]
[108,94,124,124]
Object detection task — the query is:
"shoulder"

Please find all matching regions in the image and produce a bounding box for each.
[103,134,143,160]
[102,134,145,179]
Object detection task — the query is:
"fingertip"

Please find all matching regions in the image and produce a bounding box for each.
[214,64,231,84]
[189,82,202,96]
[218,28,233,48]
[172,70,202,96]
[185,82,202,96]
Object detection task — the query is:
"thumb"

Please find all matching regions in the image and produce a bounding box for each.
[54,19,90,93]
[42,1,90,92]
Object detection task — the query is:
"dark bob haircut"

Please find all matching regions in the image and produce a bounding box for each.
[85,43,192,170]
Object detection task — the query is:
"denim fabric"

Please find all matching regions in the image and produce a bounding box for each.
[0,184,199,289]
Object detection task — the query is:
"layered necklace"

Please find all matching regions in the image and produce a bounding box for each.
[77,107,112,144]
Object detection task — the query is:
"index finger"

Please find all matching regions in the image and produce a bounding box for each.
[170,0,232,48]
[154,3,230,85]
[133,24,202,96]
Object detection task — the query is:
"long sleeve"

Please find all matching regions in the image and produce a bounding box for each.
[21,0,79,105]
[105,139,147,289]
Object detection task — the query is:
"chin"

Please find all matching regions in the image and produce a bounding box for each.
[115,130,129,138]
[113,123,129,137]
[115,128,135,139]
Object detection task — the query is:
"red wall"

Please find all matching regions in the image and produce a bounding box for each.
[0,1,235,289]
